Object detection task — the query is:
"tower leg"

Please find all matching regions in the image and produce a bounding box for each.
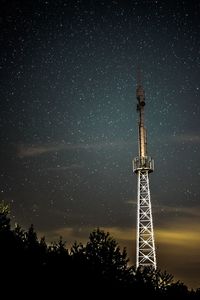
[136,170,156,269]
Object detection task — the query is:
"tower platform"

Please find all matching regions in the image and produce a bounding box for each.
[133,156,154,173]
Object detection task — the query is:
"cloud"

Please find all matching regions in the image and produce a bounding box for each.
[153,204,200,221]
[156,220,200,289]
[39,225,135,248]
[156,226,200,247]
[37,214,200,289]
[17,140,133,158]
[125,199,137,205]
[48,164,84,171]
[152,133,200,145]
[17,142,88,157]
[170,133,200,144]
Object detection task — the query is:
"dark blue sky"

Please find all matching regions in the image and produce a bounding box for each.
[0,0,199,289]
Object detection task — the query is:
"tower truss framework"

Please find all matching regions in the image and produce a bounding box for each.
[136,169,156,268]
[133,69,157,269]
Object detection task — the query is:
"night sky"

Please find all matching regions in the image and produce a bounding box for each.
[1,0,200,289]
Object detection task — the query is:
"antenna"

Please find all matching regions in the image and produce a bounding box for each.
[137,66,142,87]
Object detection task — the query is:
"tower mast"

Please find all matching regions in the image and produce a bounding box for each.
[133,69,157,269]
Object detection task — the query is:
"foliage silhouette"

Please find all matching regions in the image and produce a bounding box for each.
[0,202,199,298]
[70,228,133,289]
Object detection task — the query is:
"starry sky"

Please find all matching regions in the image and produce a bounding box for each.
[0,0,200,289]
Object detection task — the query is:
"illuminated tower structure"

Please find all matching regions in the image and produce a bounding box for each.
[133,71,157,269]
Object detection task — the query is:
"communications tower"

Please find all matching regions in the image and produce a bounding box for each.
[133,70,157,269]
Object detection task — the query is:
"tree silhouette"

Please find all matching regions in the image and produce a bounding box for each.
[0,201,10,231]
[132,266,187,298]
[0,201,199,298]
[71,228,134,290]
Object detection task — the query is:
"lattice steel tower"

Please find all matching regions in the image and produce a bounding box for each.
[133,70,157,269]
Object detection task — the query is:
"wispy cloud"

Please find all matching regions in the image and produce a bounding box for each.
[125,199,137,205]
[153,133,200,144]
[170,133,200,144]
[153,204,200,219]
[39,225,135,247]
[48,164,84,171]
[18,144,66,157]
[156,227,200,246]
[17,140,132,158]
